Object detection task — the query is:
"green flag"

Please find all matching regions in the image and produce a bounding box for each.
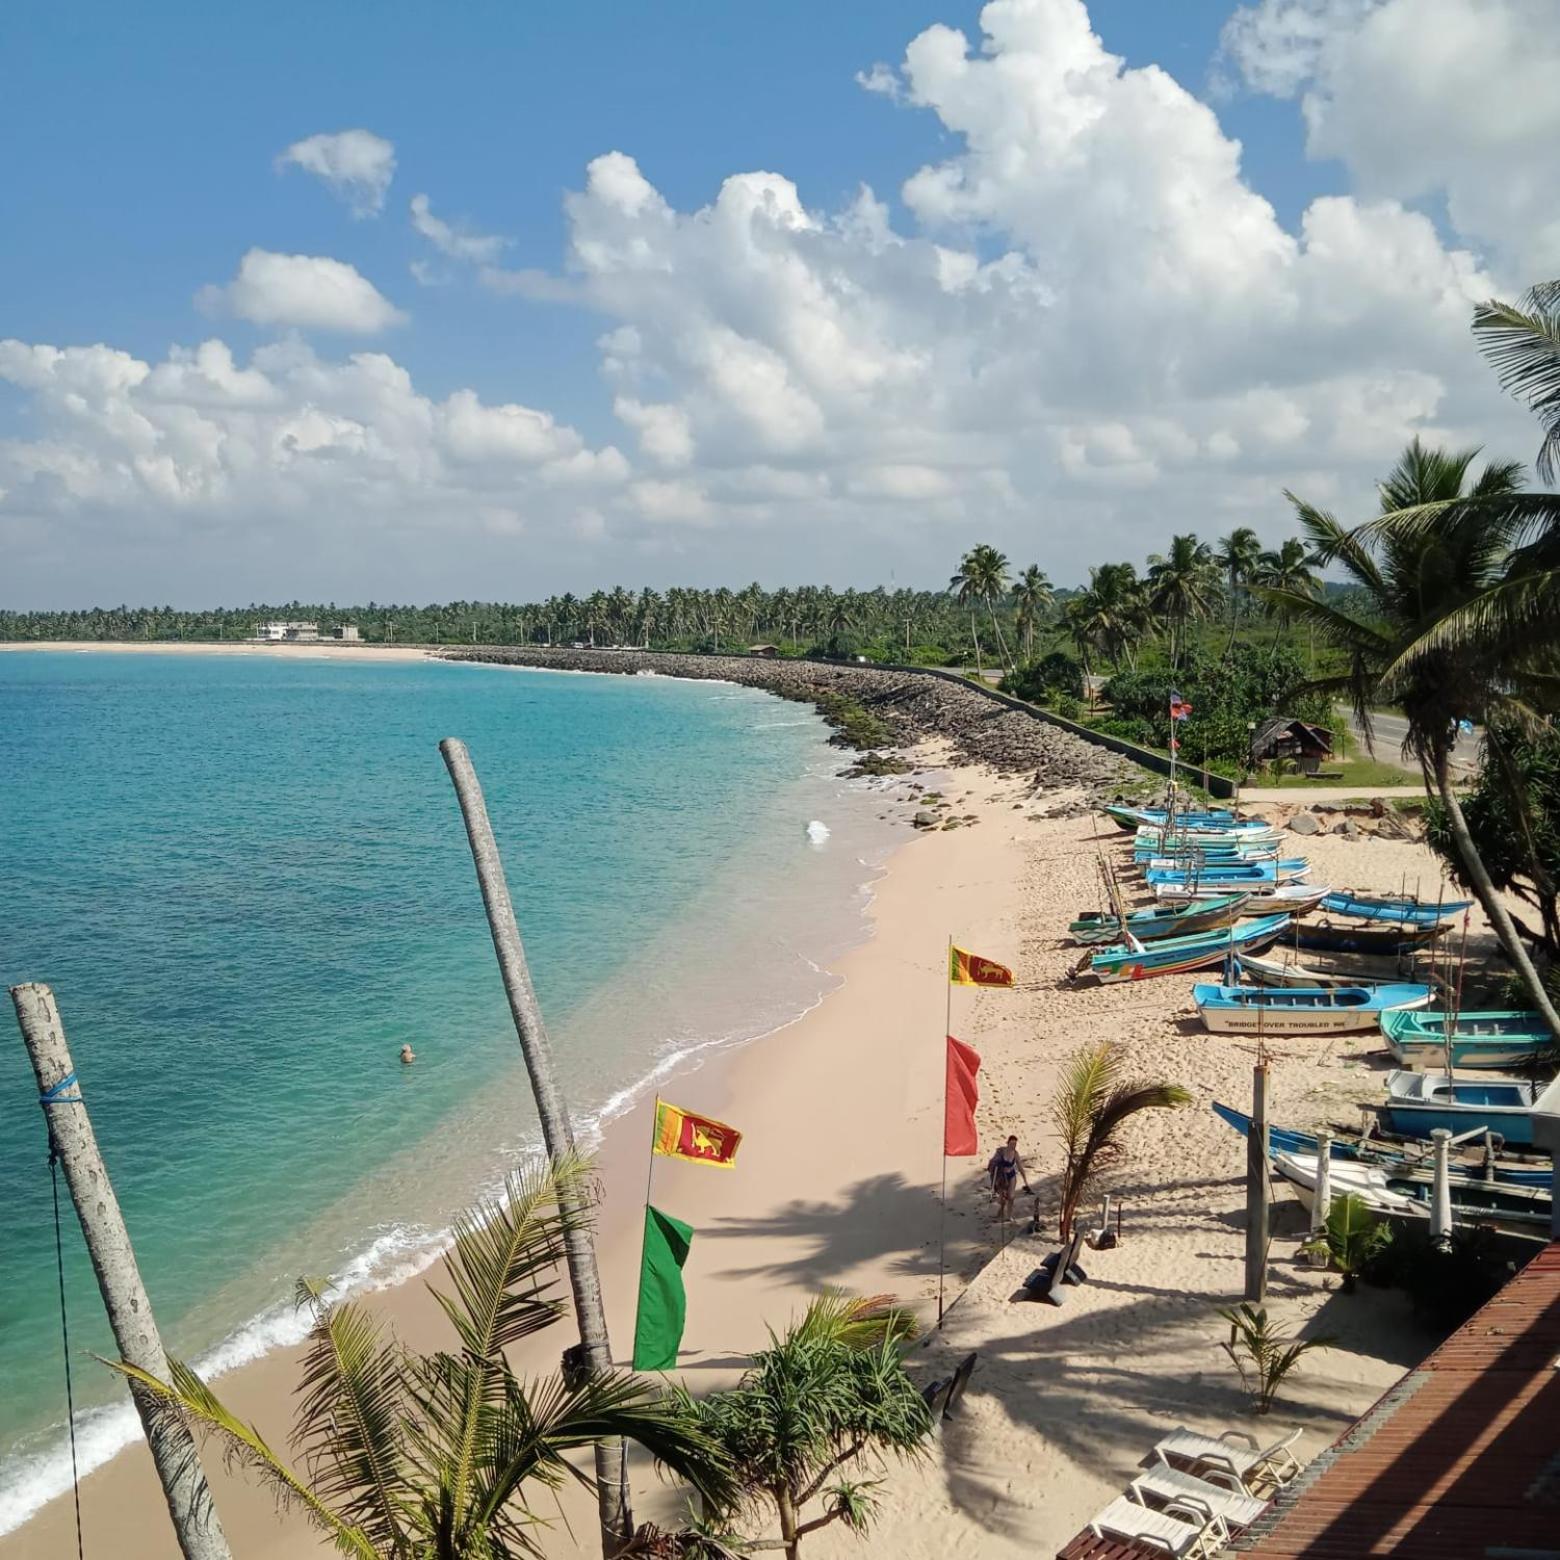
[632,1204,693,1372]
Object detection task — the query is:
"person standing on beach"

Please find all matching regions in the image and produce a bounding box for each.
[987,1134,1030,1219]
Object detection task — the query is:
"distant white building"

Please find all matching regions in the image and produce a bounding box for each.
[254,621,320,642]
[328,623,361,641]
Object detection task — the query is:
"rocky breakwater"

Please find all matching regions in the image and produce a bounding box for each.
[441,647,1133,793]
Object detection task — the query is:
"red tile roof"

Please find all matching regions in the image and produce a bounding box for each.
[1231,1241,1560,1558]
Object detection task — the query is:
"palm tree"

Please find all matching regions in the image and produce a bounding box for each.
[822,595,857,657]
[1068,562,1147,671]
[1255,538,1323,665]
[677,1292,933,1560]
[1052,1041,1189,1240]
[111,1158,733,1559]
[1215,527,1264,652]
[949,545,1013,672]
[1010,565,1054,662]
[1474,280,1560,484]
[1146,534,1219,669]
[1263,439,1560,1037]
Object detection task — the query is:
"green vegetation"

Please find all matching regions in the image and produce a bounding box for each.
[808,690,895,751]
[108,1156,731,1560]
[675,1292,933,1560]
[1302,1191,1393,1294]
[1217,1303,1333,1416]
[1050,1041,1190,1240]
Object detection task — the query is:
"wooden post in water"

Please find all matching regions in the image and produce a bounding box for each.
[438,739,631,1554]
[11,983,232,1560]
[1244,1060,1269,1301]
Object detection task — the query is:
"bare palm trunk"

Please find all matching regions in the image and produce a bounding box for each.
[1432,748,1560,1038]
[969,609,982,675]
[11,985,232,1560]
[1226,576,1239,656]
[986,596,1012,672]
[438,741,632,1553]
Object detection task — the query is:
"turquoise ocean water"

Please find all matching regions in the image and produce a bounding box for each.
[0,652,895,1532]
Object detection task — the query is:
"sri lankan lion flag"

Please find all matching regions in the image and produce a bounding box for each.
[949,945,1015,988]
[653,1099,742,1169]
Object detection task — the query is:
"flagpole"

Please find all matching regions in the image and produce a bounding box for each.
[634,1096,661,1366]
[938,935,952,1326]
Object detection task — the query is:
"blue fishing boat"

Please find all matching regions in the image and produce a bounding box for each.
[1143,858,1310,888]
[1192,982,1432,1035]
[1068,893,1249,946]
[1211,1101,1552,1189]
[1294,917,1443,955]
[1380,1010,1556,1071]
[1132,839,1279,863]
[1381,1070,1542,1148]
[1105,803,1238,832]
[1084,912,1291,984]
[1318,891,1473,925]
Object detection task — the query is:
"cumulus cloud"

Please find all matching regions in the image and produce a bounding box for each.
[3,0,1551,601]
[1220,0,1560,271]
[276,129,397,217]
[409,194,509,265]
[199,249,407,334]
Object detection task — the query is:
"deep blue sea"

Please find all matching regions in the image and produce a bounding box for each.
[0,651,893,1532]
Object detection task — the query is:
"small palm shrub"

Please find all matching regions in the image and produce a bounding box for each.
[1218,1303,1334,1415]
[1306,1192,1394,1293]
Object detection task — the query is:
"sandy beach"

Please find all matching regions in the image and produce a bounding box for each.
[2,737,1480,1559]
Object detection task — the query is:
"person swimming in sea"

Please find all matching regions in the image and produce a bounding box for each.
[399,1043,416,1065]
[987,1134,1031,1220]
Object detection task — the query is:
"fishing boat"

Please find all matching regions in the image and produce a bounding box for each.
[1144,858,1310,888]
[1133,839,1280,864]
[1212,1100,1553,1189]
[1234,948,1411,989]
[1084,912,1291,984]
[1319,890,1473,925]
[1294,918,1445,955]
[1154,882,1328,916]
[1104,803,1240,832]
[1068,893,1249,946]
[1133,823,1282,849]
[1272,1150,1551,1236]
[1192,982,1432,1035]
[1380,1010,1556,1072]
[1380,1070,1541,1147]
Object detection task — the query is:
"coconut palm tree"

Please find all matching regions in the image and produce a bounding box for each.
[1262,439,1560,1037]
[1068,562,1147,671]
[1052,1041,1189,1240]
[1255,538,1323,664]
[1146,534,1219,670]
[1215,527,1264,652]
[675,1292,932,1560]
[949,545,1013,672]
[110,1158,733,1560]
[1010,565,1054,662]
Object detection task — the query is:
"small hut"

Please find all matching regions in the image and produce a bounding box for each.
[1250,716,1334,774]
[747,643,781,658]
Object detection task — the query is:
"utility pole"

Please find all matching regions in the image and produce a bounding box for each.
[438,741,631,1554]
[1243,1058,1269,1301]
[11,984,232,1560]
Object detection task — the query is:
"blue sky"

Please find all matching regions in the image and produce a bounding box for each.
[1,0,1552,605]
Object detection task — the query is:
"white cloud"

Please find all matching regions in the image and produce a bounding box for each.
[1221,0,1560,272]
[409,194,508,265]
[276,130,397,217]
[4,0,1552,601]
[200,249,407,335]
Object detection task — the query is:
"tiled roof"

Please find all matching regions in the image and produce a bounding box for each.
[1229,1241,1560,1558]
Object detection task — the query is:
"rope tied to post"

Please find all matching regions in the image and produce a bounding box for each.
[39,1071,87,1560]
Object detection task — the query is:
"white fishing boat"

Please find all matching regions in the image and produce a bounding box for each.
[1192,982,1433,1035]
[1153,882,1327,913]
[1272,1151,1424,1218]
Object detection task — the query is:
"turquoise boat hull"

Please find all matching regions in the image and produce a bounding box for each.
[1380,1070,1540,1148]
[1086,911,1291,984]
[1380,1010,1555,1071]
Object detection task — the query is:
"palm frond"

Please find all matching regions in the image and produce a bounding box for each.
[1474,286,1560,482]
[1284,494,1385,596]
[291,1281,408,1551]
[429,1154,590,1363]
[786,1290,917,1352]
[105,1358,380,1559]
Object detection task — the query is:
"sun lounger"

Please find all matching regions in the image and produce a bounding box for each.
[1154,1425,1303,1496]
[919,1351,977,1427]
[1088,1494,1229,1557]
[1131,1463,1268,1528]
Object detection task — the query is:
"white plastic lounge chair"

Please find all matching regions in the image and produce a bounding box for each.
[1154,1425,1303,1495]
[1131,1463,1268,1528]
[1088,1494,1229,1558]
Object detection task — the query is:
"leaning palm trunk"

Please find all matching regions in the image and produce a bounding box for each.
[439,739,632,1553]
[1431,746,1560,1039]
[986,596,1012,672]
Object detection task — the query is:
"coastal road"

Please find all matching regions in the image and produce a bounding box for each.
[1351,710,1480,777]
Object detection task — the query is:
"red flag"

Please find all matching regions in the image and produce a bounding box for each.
[944,1036,981,1156]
